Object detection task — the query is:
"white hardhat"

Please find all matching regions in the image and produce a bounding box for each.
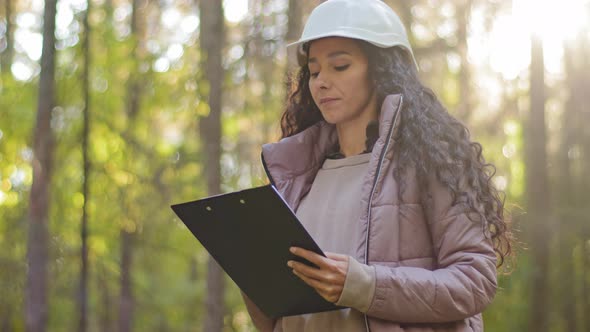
[287,0,417,68]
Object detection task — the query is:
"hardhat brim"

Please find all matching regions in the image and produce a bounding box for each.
[286,30,418,69]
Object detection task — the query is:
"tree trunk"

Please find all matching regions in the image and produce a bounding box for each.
[286,0,302,43]
[1,306,12,332]
[184,257,199,332]
[77,0,91,330]
[117,0,144,329]
[25,0,57,330]
[284,0,302,93]
[99,267,114,332]
[1,0,13,71]
[456,0,472,121]
[118,230,134,332]
[583,239,590,332]
[285,0,302,72]
[580,38,590,332]
[559,44,584,332]
[199,0,225,331]
[526,34,551,332]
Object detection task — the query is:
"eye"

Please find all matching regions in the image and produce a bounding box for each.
[310,72,319,78]
[334,64,350,71]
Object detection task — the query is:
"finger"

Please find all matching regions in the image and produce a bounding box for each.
[294,269,342,302]
[292,269,342,303]
[289,260,332,282]
[292,268,323,288]
[290,247,330,269]
[325,252,349,261]
[290,260,346,288]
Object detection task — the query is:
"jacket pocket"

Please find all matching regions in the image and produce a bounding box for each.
[399,204,435,260]
[368,204,401,262]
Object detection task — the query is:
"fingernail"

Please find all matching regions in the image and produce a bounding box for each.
[290,247,296,253]
[287,261,293,267]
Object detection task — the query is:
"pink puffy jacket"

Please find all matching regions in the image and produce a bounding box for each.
[245,94,498,331]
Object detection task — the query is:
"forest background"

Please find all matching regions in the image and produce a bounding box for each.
[1,0,590,331]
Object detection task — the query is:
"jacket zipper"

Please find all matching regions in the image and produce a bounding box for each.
[363,96,404,332]
[261,97,403,331]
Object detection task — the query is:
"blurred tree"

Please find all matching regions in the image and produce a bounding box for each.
[118,0,147,330]
[455,0,472,122]
[77,0,92,330]
[118,229,134,332]
[26,0,57,331]
[0,0,12,72]
[199,0,225,331]
[285,0,302,74]
[0,0,14,73]
[557,42,586,332]
[286,0,302,45]
[526,34,550,332]
[576,33,590,332]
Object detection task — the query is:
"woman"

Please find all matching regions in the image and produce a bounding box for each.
[244,0,511,331]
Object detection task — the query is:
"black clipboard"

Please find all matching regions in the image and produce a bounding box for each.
[170,184,343,318]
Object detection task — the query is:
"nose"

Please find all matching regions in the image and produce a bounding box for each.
[312,71,331,90]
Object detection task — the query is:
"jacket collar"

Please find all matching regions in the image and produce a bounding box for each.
[261,94,403,185]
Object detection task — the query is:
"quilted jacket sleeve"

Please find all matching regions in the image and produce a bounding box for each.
[365,175,498,323]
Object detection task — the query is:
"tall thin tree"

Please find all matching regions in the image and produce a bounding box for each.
[578,33,590,332]
[285,0,302,73]
[1,0,13,71]
[118,0,144,329]
[285,0,302,45]
[557,44,579,332]
[199,0,225,331]
[117,0,149,329]
[526,33,551,332]
[25,0,57,330]
[118,230,134,332]
[456,0,473,121]
[98,267,114,331]
[78,0,92,330]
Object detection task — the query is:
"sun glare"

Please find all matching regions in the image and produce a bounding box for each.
[479,0,589,79]
[224,0,249,23]
[514,0,587,40]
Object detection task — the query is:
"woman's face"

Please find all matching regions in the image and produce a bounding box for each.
[307,37,377,126]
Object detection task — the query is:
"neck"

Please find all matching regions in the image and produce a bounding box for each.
[336,95,378,157]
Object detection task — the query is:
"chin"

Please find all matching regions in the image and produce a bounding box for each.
[320,111,343,125]
[322,117,341,125]
[325,115,352,126]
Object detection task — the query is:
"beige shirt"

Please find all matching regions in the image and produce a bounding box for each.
[278,153,376,332]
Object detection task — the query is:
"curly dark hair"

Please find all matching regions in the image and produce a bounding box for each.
[280,40,512,267]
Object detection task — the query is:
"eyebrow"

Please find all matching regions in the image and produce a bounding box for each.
[308,51,352,64]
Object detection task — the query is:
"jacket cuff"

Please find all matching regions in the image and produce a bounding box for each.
[335,256,376,312]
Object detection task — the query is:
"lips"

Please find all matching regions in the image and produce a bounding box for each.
[319,97,340,105]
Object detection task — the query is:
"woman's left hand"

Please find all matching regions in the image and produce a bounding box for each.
[287,247,349,303]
